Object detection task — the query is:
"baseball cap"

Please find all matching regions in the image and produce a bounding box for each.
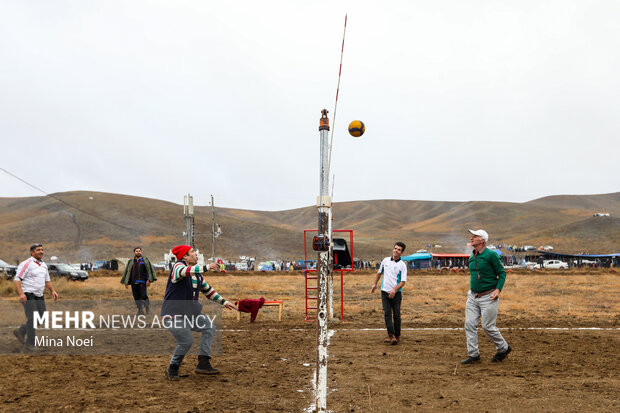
[468,229,489,242]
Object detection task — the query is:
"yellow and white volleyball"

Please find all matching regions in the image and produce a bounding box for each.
[348,120,365,137]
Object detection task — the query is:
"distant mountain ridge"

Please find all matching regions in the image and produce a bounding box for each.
[0,191,618,262]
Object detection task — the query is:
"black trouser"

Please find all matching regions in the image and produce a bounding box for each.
[381,290,402,338]
[131,283,150,313]
[20,293,46,345]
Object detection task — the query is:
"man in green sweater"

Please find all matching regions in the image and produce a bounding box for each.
[461,229,512,364]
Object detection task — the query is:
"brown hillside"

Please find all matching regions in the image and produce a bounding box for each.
[0,191,618,262]
[508,216,620,253]
[526,193,620,215]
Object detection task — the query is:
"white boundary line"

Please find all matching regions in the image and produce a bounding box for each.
[265,327,619,332]
[223,327,619,332]
[331,327,620,331]
[2,326,617,332]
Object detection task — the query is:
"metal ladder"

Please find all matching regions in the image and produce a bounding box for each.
[305,269,318,321]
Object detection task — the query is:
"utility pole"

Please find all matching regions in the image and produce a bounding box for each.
[183,194,194,247]
[313,109,332,412]
[211,194,216,262]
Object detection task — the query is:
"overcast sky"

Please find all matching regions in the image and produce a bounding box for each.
[1,1,618,211]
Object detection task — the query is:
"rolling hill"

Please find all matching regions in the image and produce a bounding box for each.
[0,191,618,263]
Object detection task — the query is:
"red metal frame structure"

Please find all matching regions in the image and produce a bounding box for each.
[303,229,354,321]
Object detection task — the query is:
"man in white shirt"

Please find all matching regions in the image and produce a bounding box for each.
[13,243,59,347]
[371,242,408,345]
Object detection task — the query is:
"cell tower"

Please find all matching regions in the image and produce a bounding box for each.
[183,194,194,247]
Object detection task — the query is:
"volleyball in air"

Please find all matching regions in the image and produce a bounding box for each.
[348,120,365,137]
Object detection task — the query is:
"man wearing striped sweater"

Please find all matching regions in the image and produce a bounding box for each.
[162,245,238,380]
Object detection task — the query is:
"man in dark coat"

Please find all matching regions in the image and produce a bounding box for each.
[121,247,157,315]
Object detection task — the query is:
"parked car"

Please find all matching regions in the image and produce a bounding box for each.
[543,260,569,270]
[235,261,249,271]
[0,259,17,279]
[153,261,167,271]
[523,261,540,270]
[48,263,89,281]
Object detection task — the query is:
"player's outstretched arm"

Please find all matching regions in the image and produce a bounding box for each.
[370,272,382,293]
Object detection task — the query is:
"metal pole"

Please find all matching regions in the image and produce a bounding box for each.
[315,109,331,413]
[328,207,334,320]
[211,195,216,262]
[184,194,194,247]
[329,176,336,319]
[189,196,194,247]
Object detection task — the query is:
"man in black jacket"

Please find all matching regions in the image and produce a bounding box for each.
[121,247,157,315]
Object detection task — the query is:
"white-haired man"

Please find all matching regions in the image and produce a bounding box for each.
[461,229,512,364]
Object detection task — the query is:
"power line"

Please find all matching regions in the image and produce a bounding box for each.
[0,167,136,233]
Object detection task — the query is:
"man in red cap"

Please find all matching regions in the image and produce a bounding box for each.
[162,245,238,380]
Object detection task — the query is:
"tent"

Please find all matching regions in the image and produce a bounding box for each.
[401,252,432,261]
[401,252,432,270]
[257,261,274,271]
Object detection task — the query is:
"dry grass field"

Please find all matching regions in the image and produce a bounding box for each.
[0,269,618,412]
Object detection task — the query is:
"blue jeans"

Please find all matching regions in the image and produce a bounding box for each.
[167,314,216,366]
[381,291,402,337]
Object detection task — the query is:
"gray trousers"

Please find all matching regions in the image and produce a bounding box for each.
[168,314,216,366]
[464,290,508,357]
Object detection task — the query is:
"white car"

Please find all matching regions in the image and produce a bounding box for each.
[524,261,540,270]
[0,259,17,279]
[235,261,249,271]
[543,260,568,269]
[153,261,168,271]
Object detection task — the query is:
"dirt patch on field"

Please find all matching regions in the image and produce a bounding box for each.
[1,327,618,412]
[0,271,618,412]
[0,326,317,412]
[329,329,619,412]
